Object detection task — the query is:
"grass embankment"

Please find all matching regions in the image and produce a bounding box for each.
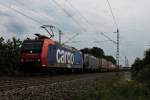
[75,75,150,100]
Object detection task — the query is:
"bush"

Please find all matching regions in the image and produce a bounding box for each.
[131,49,150,84]
[0,37,22,76]
[75,80,150,100]
[136,64,150,83]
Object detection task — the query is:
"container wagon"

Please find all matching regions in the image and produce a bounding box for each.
[83,54,99,72]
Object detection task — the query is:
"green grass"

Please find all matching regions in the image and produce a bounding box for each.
[75,80,150,100]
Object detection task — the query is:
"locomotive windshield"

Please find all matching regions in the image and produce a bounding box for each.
[21,42,43,53]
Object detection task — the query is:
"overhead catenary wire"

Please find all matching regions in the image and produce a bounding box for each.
[13,0,70,43]
[106,0,120,65]
[93,39,115,43]
[1,3,63,40]
[62,0,117,45]
[64,0,91,27]
[63,0,103,45]
[4,0,118,48]
[0,4,42,25]
[59,0,94,44]
[106,0,119,29]
[64,0,118,44]
[63,33,80,44]
[63,0,102,44]
[51,0,87,33]
[4,0,82,44]
[13,0,64,30]
[51,0,91,44]
[100,32,117,44]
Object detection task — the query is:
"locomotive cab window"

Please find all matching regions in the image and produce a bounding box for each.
[21,42,43,53]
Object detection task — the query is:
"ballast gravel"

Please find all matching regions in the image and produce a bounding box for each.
[0,77,99,100]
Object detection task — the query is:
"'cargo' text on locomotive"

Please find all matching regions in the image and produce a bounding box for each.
[56,49,74,64]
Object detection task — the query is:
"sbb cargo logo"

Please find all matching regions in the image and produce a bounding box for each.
[56,49,74,64]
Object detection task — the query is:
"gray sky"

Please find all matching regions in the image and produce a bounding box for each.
[0,0,150,66]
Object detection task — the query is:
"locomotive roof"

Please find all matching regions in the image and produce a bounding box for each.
[23,39,44,43]
[55,42,78,52]
[23,34,79,52]
[23,38,79,52]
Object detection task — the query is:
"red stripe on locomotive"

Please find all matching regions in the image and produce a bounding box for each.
[41,39,55,67]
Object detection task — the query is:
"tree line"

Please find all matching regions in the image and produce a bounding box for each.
[0,37,22,75]
[131,49,150,85]
[80,47,116,64]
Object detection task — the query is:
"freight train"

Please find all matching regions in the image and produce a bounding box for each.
[19,34,118,73]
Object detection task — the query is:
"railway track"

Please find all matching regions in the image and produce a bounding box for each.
[0,72,119,92]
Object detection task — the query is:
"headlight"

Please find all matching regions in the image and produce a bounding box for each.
[20,59,24,62]
[42,64,46,67]
[37,59,40,62]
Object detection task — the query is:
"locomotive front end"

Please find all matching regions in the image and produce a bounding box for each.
[20,39,44,71]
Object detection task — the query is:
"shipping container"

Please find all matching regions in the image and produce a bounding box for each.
[83,54,99,70]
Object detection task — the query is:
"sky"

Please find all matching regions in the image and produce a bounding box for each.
[0,0,150,66]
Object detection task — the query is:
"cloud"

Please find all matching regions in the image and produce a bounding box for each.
[0,0,150,65]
